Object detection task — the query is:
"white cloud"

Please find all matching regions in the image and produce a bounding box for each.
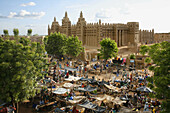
[7,10,45,19]
[20,2,36,7]
[94,8,122,22]
[95,9,112,19]
[8,12,17,18]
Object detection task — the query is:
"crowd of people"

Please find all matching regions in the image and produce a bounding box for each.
[3,56,160,113]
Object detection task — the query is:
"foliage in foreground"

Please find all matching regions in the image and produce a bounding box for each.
[140,42,170,112]
[139,45,149,56]
[0,37,46,109]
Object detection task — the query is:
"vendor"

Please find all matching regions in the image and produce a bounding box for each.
[82,83,84,88]
[66,72,69,78]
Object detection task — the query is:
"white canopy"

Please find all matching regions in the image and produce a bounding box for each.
[68,96,86,104]
[104,84,120,92]
[113,97,126,105]
[95,94,114,102]
[63,83,74,88]
[53,88,70,95]
[65,76,81,82]
[64,66,77,71]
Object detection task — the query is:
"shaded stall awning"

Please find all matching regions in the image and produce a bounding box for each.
[78,101,106,113]
[68,96,86,104]
[64,66,77,71]
[80,77,91,81]
[104,84,120,92]
[64,76,81,82]
[97,81,109,86]
[53,88,70,95]
[88,79,98,84]
[113,97,126,105]
[75,85,97,92]
[63,83,74,88]
[78,101,97,109]
[136,87,153,93]
[95,94,114,102]
[94,106,106,113]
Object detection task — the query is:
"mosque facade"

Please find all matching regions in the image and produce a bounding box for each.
[48,11,154,48]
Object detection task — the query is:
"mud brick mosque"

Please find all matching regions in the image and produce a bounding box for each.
[48,11,168,61]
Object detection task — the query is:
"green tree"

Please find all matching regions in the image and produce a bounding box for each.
[27,29,32,36]
[98,38,118,60]
[13,28,19,37]
[146,41,170,112]
[130,54,136,59]
[45,32,67,57]
[66,35,84,58]
[139,45,149,56]
[145,57,151,64]
[43,36,48,45]
[33,34,39,36]
[0,37,46,113]
[3,29,9,36]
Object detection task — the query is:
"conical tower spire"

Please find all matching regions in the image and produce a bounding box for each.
[80,11,83,18]
[99,19,101,24]
[48,24,50,29]
[54,17,56,22]
[65,11,68,18]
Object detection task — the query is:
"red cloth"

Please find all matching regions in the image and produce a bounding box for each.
[72,106,79,113]
[82,84,84,88]
[130,74,132,82]
[66,72,69,76]
[0,107,7,113]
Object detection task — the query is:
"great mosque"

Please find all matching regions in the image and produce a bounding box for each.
[47,11,169,60]
[48,11,154,48]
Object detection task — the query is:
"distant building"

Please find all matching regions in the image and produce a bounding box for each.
[48,11,154,48]
[139,29,154,44]
[154,33,170,43]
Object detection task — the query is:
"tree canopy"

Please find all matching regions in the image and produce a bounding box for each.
[139,45,149,56]
[143,41,170,112]
[0,37,46,112]
[45,32,67,57]
[27,29,32,36]
[13,28,19,37]
[98,38,118,60]
[145,57,151,64]
[66,35,84,58]
[130,54,135,59]
[3,29,9,36]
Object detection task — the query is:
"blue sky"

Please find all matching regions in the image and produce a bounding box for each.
[0,0,169,35]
